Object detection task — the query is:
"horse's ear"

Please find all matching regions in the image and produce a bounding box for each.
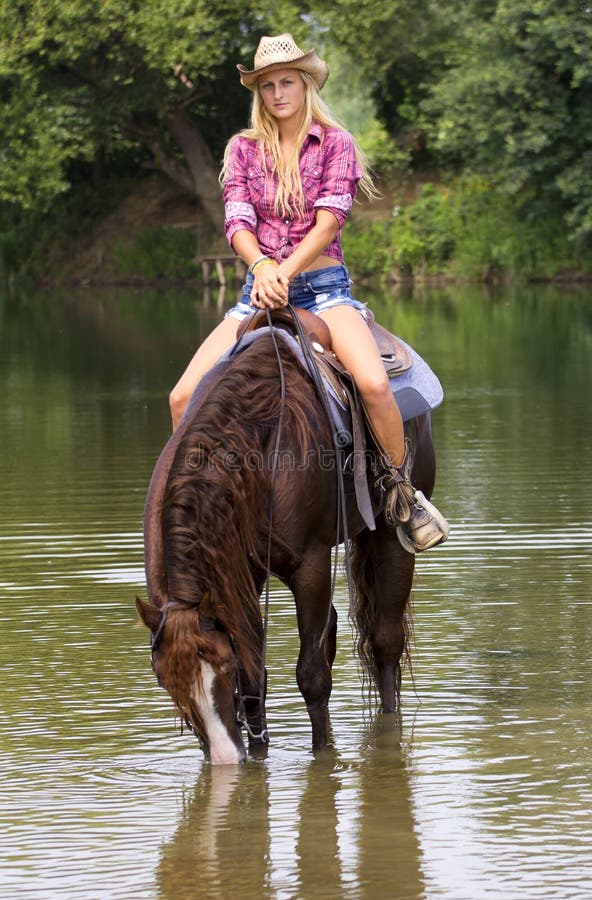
[136,596,161,632]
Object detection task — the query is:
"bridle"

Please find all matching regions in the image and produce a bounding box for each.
[149,598,197,667]
[150,598,228,755]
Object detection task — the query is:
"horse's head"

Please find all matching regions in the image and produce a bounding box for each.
[136,598,246,764]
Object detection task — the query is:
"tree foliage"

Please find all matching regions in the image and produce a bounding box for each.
[313,0,464,160]
[1,0,591,260]
[422,0,592,240]
[0,1,269,226]
[315,0,592,242]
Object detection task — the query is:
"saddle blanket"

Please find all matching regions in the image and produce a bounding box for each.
[223,326,443,425]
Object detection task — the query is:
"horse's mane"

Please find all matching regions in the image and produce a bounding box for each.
[162,333,321,680]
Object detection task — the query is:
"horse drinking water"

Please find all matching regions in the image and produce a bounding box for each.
[136,310,442,764]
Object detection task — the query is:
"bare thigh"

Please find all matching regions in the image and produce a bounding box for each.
[319,305,404,457]
[318,305,388,392]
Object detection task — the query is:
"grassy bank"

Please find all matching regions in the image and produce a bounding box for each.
[2,174,591,288]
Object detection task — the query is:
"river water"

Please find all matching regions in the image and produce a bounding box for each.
[1,281,591,899]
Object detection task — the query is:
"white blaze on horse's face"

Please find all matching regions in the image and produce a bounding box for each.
[192,661,246,765]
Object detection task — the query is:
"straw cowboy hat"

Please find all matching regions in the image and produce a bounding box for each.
[237,33,329,91]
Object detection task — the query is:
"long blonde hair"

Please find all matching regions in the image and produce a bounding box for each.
[220,71,377,218]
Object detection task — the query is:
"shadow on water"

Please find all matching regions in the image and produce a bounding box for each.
[155,717,424,900]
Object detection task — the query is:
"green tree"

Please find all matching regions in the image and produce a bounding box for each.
[313,0,463,163]
[0,1,274,230]
[312,0,592,248]
[421,0,592,241]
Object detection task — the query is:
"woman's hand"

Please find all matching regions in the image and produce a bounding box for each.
[250,262,290,309]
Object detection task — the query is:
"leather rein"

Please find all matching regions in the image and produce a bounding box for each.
[233,305,354,743]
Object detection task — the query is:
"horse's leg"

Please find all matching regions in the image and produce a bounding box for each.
[352,518,415,714]
[291,548,335,751]
[325,603,338,671]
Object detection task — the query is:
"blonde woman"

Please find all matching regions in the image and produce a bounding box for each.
[169,33,448,552]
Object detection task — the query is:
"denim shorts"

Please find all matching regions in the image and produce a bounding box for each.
[224,264,368,321]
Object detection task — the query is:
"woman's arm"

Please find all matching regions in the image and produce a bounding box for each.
[234,209,339,277]
[231,229,289,306]
[276,209,339,282]
[231,229,272,271]
[232,210,339,309]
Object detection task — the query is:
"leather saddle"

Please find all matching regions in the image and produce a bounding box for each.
[236,307,413,529]
[237,306,412,386]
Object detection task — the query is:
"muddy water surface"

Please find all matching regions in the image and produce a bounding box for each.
[1,283,591,898]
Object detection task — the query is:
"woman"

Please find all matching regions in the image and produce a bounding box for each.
[169,33,448,552]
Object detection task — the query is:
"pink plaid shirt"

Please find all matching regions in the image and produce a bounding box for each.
[223,122,362,265]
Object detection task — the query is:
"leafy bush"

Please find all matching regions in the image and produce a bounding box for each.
[342,221,392,281]
[449,178,591,280]
[0,179,130,284]
[390,184,455,274]
[112,227,198,280]
[343,177,592,283]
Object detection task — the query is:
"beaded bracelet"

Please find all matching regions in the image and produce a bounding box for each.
[250,255,275,274]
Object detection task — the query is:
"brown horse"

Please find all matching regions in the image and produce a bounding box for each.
[136,320,437,763]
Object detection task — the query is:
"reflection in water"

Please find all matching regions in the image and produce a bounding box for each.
[202,283,228,311]
[356,720,424,898]
[155,720,424,900]
[295,753,342,897]
[157,765,271,899]
[1,283,592,898]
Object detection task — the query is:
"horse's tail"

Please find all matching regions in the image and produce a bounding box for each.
[349,528,414,710]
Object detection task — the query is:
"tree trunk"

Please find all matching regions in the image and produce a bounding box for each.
[167,108,225,234]
[92,146,106,186]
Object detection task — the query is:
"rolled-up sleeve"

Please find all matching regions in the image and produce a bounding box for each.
[223,137,257,247]
[313,131,362,227]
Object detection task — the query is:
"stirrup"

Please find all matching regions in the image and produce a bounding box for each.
[396,490,450,554]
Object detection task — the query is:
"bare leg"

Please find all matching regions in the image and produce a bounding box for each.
[321,306,449,552]
[319,306,404,465]
[169,316,239,430]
